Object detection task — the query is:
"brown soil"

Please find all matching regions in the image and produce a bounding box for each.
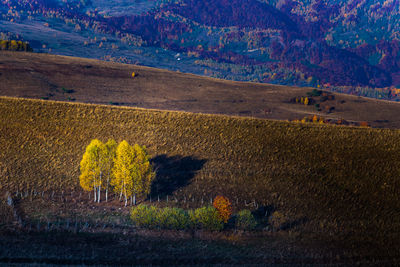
[1,51,400,128]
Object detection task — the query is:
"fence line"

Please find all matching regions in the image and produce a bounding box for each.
[7,188,264,211]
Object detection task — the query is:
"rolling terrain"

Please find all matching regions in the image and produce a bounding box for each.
[0,96,400,264]
[2,51,400,128]
[0,0,399,94]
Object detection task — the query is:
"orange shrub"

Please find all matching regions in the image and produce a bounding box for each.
[213,195,232,223]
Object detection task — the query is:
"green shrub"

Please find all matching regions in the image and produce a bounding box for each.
[235,209,257,230]
[307,89,322,97]
[191,206,224,231]
[130,204,159,228]
[158,207,191,230]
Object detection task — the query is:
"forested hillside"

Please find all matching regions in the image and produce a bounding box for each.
[0,0,399,98]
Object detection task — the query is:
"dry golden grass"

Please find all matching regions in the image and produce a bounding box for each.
[0,96,400,252]
[2,51,400,128]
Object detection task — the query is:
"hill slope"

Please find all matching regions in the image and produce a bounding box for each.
[1,51,400,128]
[0,96,399,262]
[0,0,399,90]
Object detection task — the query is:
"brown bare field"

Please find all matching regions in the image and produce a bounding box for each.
[1,51,400,128]
[0,96,400,264]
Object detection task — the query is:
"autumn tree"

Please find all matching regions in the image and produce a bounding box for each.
[10,40,18,51]
[0,40,32,51]
[79,139,106,203]
[112,141,155,206]
[112,140,134,206]
[131,144,155,205]
[104,139,117,202]
[213,195,232,223]
[0,40,8,50]
[304,97,309,106]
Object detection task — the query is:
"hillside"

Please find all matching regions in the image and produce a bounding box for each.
[0,96,400,264]
[0,0,399,93]
[2,51,400,129]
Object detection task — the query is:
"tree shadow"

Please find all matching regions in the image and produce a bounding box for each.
[150,154,207,197]
[253,205,275,219]
[252,205,275,228]
[280,217,308,231]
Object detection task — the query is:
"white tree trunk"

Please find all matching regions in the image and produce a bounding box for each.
[105,178,109,202]
[124,181,128,207]
[98,184,101,203]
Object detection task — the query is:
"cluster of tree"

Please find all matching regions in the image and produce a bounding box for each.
[2,0,89,14]
[131,204,224,231]
[168,0,296,31]
[350,40,400,74]
[0,39,32,52]
[80,139,155,206]
[292,115,370,128]
[3,0,398,90]
[290,96,311,106]
[130,196,257,231]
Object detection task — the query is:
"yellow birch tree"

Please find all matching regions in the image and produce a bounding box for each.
[131,144,155,205]
[104,139,117,202]
[112,140,135,206]
[79,139,105,202]
[112,141,155,206]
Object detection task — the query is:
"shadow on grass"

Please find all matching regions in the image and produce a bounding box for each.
[151,154,207,197]
[280,217,308,231]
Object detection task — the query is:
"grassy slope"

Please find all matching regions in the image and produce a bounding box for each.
[2,51,400,128]
[0,96,400,256]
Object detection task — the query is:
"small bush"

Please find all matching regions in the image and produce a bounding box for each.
[130,204,159,228]
[191,206,224,231]
[213,195,232,223]
[308,89,322,97]
[269,211,289,231]
[235,209,257,230]
[158,207,191,230]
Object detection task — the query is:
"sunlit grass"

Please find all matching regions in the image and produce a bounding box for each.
[0,96,399,243]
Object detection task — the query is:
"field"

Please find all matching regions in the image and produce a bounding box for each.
[0,96,400,264]
[2,51,400,128]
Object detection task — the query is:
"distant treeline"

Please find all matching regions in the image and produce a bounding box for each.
[0,39,33,52]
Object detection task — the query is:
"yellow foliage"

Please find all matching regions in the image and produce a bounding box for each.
[79,139,105,192]
[112,140,154,205]
[112,140,135,203]
[132,144,155,196]
[2,97,400,242]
